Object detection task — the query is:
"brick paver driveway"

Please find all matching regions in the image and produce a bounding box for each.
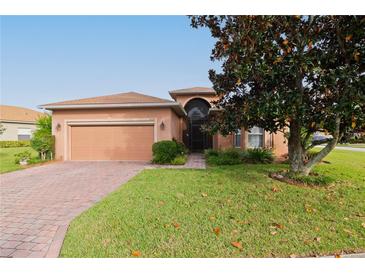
[0,161,147,258]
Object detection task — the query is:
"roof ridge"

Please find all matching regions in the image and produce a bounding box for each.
[41,91,174,107]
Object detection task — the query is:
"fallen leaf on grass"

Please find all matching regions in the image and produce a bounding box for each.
[361,223,365,229]
[209,216,216,221]
[289,254,297,258]
[131,250,141,257]
[201,192,208,197]
[213,227,221,236]
[102,239,111,247]
[271,187,280,192]
[343,228,354,235]
[231,229,239,235]
[237,220,250,225]
[314,237,321,243]
[172,222,180,229]
[271,231,277,236]
[335,254,341,258]
[231,241,243,249]
[304,203,317,213]
[272,223,284,229]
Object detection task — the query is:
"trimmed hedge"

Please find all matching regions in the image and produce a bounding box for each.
[0,140,31,148]
[152,140,187,164]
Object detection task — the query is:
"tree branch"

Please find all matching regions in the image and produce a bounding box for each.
[304,115,341,170]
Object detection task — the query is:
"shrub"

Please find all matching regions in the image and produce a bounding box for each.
[152,140,187,164]
[204,149,219,157]
[14,151,32,164]
[171,155,187,165]
[206,148,242,166]
[175,140,188,155]
[243,148,274,164]
[348,135,365,144]
[0,140,31,148]
[31,115,54,160]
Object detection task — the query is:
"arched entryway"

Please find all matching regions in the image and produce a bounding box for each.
[183,98,213,151]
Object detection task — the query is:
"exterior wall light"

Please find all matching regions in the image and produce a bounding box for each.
[55,123,61,131]
[160,121,165,130]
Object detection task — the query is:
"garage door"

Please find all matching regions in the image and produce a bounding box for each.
[70,125,154,161]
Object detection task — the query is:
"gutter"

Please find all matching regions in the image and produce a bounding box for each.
[38,102,187,117]
[168,90,216,100]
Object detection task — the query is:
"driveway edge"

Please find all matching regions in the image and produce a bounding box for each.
[45,224,70,258]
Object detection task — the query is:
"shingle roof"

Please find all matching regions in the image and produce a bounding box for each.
[0,105,44,123]
[41,92,174,106]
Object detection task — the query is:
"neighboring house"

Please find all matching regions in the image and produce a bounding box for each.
[0,105,43,141]
[40,87,288,161]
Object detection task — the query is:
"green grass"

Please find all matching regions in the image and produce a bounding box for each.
[61,150,365,258]
[0,147,38,173]
[337,143,365,149]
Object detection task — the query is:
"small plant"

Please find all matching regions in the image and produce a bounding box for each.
[14,151,32,165]
[171,155,187,165]
[152,140,187,164]
[31,115,54,160]
[243,148,274,164]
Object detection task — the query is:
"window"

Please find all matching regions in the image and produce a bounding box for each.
[17,128,32,141]
[248,127,264,148]
[234,129,241,148]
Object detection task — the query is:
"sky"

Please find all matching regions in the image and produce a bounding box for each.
[0,16,220,110]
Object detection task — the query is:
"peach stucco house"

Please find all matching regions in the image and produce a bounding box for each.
[40,87,287,161]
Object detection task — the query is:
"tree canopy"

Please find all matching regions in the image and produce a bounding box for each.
[191,15,365,175]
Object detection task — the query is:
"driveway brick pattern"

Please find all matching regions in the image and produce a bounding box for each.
[0,161,146,258]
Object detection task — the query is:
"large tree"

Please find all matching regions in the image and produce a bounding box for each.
[191,16,365,176]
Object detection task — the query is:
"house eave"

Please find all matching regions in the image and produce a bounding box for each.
[38,102,187,117]
[169,90,216,100]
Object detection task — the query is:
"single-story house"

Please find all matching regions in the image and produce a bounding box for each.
[40,87,287,161]
[0,105,43,141]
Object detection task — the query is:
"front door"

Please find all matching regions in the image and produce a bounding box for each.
[184,98,213,152]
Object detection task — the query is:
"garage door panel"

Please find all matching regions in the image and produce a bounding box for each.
[70,125,154,160]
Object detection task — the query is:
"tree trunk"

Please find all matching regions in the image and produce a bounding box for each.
[288,121,306,174]
[288,116,341,176]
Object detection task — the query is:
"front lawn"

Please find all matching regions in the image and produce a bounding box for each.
[0,147,38,173]
[61,150,365,257]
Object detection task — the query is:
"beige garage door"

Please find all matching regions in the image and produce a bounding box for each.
[70,125,154,161]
